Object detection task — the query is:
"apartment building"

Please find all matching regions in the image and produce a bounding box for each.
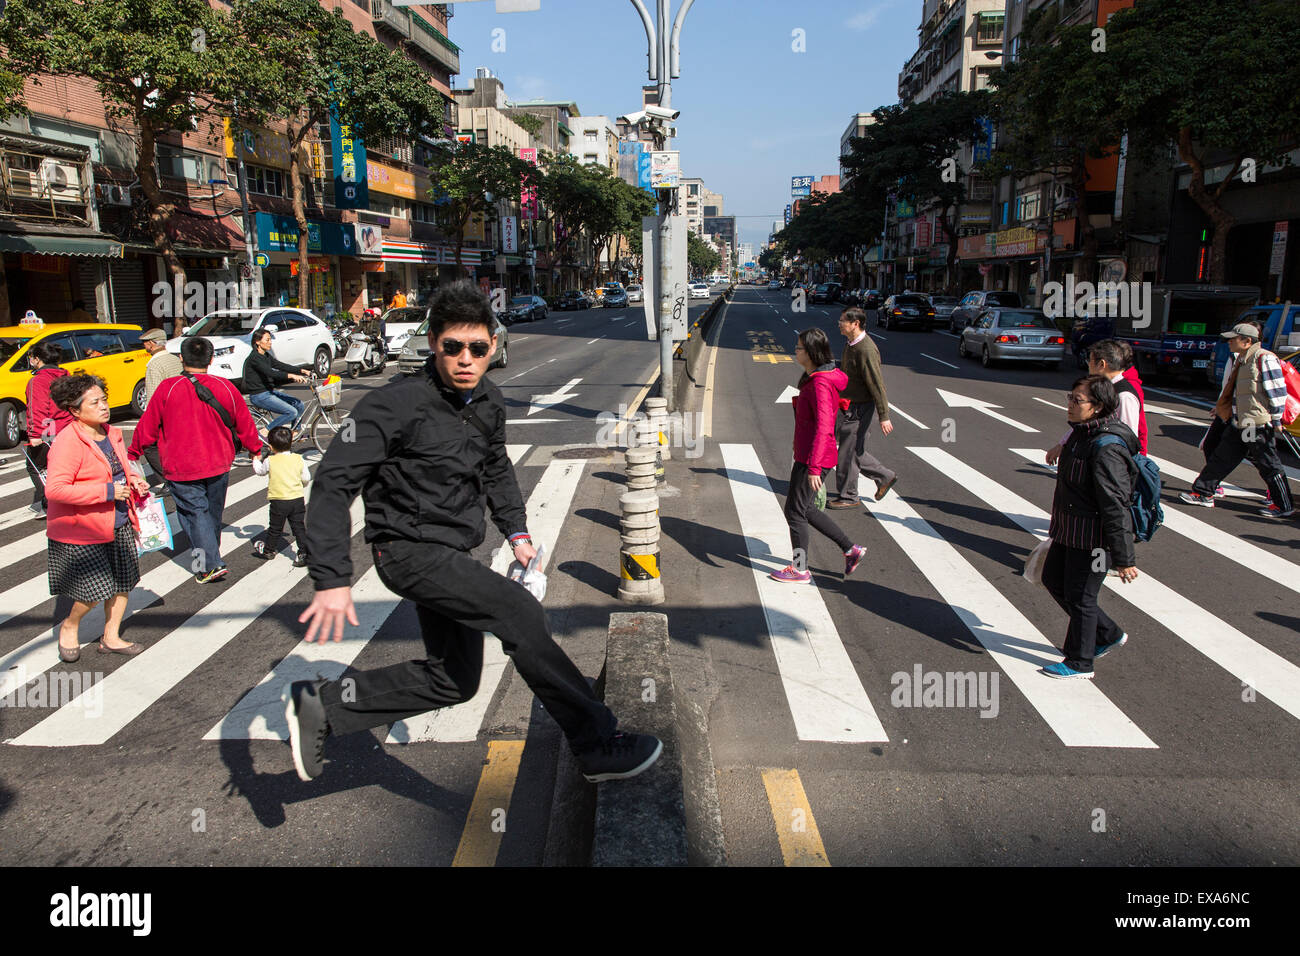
[0,1,463,325]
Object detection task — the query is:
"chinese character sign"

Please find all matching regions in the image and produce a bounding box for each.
[519,147,538,220]
[330,112,369,210]
[791,175,814,197]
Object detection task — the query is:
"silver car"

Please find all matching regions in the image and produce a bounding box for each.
[958,309,1065,369]
[398,315,510,373]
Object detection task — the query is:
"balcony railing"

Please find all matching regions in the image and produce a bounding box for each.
[409,13,461,76]
[371,0,410,39]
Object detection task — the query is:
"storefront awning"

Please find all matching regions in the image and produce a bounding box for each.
[0,233,123,257]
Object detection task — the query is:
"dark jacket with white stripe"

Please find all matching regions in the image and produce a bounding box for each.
[1049,417,1138,568]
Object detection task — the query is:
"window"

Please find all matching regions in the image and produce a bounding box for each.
[73,330,124,357]
[368,194,407,218]
[119,329,145,352]
[1015,189,1041,222]
[1009,35,1021,62]
[973,67,996,91]
[412,202,439,223]
[266,311,307,331]
[229,160,285,198]
[159,145,219,183]
[976,12,1005,44]
[585,130,598,143]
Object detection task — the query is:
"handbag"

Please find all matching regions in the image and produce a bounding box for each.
[136,493,175,555]
[1022,537,1050,586]
[814,482,827,511]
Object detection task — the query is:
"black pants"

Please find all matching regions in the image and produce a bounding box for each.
[1200,415,1229,467]
[141,443,165,488]
[319,538,616,753]
[784,462,853,568]
[259,498,307,553]
[24,442,48,509]
[1042,542,1124,672]
[1192,421,1293,511]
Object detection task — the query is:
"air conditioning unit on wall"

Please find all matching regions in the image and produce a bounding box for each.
[95,182,132,206]
[39,159,84,202]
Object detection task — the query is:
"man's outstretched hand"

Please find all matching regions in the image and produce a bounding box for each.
[299,586,358,643]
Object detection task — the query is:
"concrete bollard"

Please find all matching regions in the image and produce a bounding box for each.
[644,397,670,461]
[618,490,663,605]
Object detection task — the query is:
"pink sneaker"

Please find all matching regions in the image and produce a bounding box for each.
[1213,486,1226,499]
[770,565,812,583]
[844,545,866,576]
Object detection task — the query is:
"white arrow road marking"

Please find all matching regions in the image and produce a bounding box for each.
[775,385,799,404]
[527,377,581,416]
[936,388,1039,433]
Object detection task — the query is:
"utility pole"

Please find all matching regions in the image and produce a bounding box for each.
[630,0,694,412]
[231,98,260,309]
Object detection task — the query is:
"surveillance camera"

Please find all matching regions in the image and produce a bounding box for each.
[618,110,649,126]
[645,106,680,121]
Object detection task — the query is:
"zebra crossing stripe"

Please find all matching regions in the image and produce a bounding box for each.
[869,455,1155,749]
[387,454,584,744]
[1139,454,1258,500]
[0,469,313,702]
[211,445,535,743]
[0,472,35,499]
[1010,448,1300,597]
[6,499,365,747]
[912,446,1300,722]
[720,443,887,743]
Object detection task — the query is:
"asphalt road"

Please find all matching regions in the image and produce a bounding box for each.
[661,284,1300,865]
[0,295,713,866]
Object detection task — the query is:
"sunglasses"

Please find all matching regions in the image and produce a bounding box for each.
[440,338,492,359]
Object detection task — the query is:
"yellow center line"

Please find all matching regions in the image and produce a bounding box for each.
[761,768,830,867]
[451,739,526,867]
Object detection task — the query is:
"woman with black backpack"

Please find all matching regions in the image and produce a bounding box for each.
[1041,374,1140,680]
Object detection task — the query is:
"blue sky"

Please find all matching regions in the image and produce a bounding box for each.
[444,0,921,247]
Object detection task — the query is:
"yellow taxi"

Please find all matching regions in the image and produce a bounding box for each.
[0,320,149,448]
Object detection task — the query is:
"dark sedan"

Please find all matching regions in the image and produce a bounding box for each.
[878,294,935,330]
[501,295,548,324]
[556,290,592,311]
[810,282,842,304]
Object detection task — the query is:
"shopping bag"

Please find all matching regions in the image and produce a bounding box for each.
[1022,538,1050,586]
[507,541,548,603]
[135,494,175,555]
[814,482,827,511]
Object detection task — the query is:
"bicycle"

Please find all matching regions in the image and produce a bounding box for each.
[246,374,347,456]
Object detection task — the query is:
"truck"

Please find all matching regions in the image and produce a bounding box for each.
[1081,284,1261,383]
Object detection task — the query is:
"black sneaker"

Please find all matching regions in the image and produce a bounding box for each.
[283,680,329,782]
[575,732,663,783]
[292,551,309,568]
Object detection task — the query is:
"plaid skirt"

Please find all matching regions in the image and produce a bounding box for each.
[48,522,140,605]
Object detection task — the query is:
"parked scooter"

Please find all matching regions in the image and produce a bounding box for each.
[345,309,386,378]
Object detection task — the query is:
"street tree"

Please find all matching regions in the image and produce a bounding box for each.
[1099,0,1300,284]
[538,153,606,285]
[687,230,721,278]
[0,0,243,327]
[423,140,535,274]
[842,92,990,292]
[228,0,444,308]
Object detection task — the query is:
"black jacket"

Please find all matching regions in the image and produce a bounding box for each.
[1049,417,1138,567]
[243,348,302,393]
[306,360,527,590]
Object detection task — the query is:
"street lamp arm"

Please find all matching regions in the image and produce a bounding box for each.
[669,0,696,78]
[628,0,658,81]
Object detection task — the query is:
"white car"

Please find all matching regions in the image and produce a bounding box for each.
[626,284,643,303]
[381,306,428,357]
[169,308,334,386]
[689,283,710,299]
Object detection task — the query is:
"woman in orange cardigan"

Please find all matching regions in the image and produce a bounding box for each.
[45,374,151,662]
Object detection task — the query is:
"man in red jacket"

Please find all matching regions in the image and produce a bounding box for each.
[23,339,72,519]
[128,337,262,583]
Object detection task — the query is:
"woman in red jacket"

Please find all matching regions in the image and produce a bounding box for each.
[22,339,72,519]
[772,328,868,583]
[45,373,151,662]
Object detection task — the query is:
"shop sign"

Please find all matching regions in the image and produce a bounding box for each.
[329,111,369,210]
[356,223,383,257]
[223,119,292,170]
[21,254,69,274]
[290,256,332,276]
[255,212,357,257]
[519,148,539,219]
[367,160,415,200]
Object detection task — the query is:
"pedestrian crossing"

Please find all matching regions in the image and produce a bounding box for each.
[2,429,1298,758]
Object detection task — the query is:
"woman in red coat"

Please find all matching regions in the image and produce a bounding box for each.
[45,373,151,662]
[22,339,72,518]
[772,328,868,583]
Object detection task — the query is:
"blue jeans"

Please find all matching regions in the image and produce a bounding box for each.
[170,472,230,573]
[249,390,304,433]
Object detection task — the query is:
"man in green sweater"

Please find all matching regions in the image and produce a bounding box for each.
[827,307,898,509]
